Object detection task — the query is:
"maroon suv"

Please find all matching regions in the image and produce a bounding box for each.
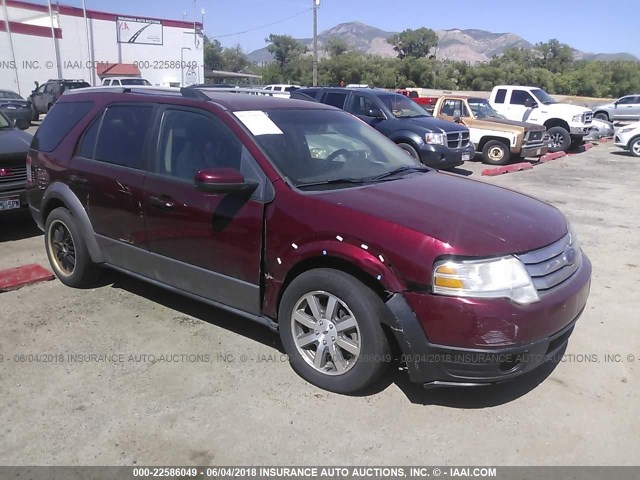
[27,87,591,393]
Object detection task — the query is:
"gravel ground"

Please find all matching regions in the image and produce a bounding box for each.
[0,141,638,466]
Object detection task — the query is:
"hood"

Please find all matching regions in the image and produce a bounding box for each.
[315,172,568,257]
[0,128,33,156]
[466,116,544,133]
[537,103,591,116]
[592,102,615,110]
[399,116,468,133]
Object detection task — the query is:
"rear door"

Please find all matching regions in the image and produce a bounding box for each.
[70,103,154,268]
[615,96,640,120]
[142,106,266,315]
[31,85,47,112]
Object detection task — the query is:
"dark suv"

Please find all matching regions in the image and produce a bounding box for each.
[28,79,90,119]
[0,111,32,214]
[27,87,591,394]
[295,87,475,170]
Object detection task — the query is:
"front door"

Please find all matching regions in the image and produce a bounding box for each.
[143,106,265,315]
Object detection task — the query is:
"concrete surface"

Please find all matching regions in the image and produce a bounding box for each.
[0,141,638,466]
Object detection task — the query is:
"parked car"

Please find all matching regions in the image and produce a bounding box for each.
[584,118,615,141]
[431,95,547,165]
[592,95,640,122]
[262,84,301,98]
[296,87,475,170]
[0,111,32,214]
[396,89,438,112]
[0,90,32,130]
[101,77,152,86]
[28,79,90,119]
[27,86,591,393]
[489,85,593,153]
[614,121,640,157]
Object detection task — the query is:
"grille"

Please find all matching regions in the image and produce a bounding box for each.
[517,232,582,292]
[447,131,470,149]
[583,111,593,125]
[0,156,27,190]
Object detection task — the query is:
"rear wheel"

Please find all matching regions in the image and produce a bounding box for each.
[482,140,511,165]
[629,137,640,157]
[279,269,391,394]
[546,126,571,153]
[45,207,101,287]
[30,103,39,121]
[397,142,420,161]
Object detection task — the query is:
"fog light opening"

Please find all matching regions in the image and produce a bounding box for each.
[499,354,523,373]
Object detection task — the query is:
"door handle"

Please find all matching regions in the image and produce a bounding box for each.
[149,195,175,211]
[69,174,88,186]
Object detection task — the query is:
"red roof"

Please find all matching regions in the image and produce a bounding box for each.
[96,63,142,77]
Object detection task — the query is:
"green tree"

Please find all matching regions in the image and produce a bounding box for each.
[534,39,574,73]
[203,36,224,70]
[387,27,438,59]
[221,45,251,73]
[324,36,351,58]
[265,34,307,76]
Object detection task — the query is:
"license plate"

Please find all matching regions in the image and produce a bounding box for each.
[5,105,17,110]
[0,198,20,211]
[462,153,471,161]
[536,148,541,155]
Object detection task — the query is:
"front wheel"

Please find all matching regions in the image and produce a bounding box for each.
[482,140,511,165]
[30,103,39,121]
[279,269,391,394]
[629,137,640,157]
[594,112,609,121]
[397,142,420,161]
[45,207,101,288]
[546,126,571,153]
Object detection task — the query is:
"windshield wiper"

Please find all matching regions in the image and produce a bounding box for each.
[296,177,370,189]
[367,165,431,182]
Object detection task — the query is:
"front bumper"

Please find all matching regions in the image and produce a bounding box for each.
[569,125,591,136]
[519,143,548,158]
[383,253,591,386]
[0,188,28,213]
[418,142,474,170]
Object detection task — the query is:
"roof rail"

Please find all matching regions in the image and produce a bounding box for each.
[61,85,292,99]
[63,86,184,96]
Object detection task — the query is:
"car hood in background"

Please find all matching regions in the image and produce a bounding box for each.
[0,128,33,156]
[398,116,469,133]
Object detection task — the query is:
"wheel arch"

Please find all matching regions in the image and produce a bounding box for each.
[388,129,423,149]
[627,135,640,149]
[593,110,609,120]
[41,182,104,263]
[543,118,570,132]
[478,135,510,151]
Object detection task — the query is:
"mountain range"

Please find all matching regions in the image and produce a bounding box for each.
[247,22,638,64]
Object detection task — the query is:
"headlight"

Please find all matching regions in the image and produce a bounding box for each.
[433,256,539,305]
[572,114,584,123]
[425,132,446,145]
[619,127,636,134]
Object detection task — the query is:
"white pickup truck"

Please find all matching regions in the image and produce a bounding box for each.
[489,85,593,152]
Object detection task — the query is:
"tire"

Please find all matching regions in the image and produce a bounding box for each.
[629,137,640,157]
[46,103,53,113]
[30,103,39,121]
[397,142,420,161]
[481,140,511,165]
[279,268,391,394]
[546,126,571,153]
[594,112,609,121]
[44,207,101,288]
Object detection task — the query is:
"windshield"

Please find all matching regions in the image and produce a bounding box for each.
[378,94,432,118]
[0,112,11,128]
[0,91,23,100]
[121,79,152,86]
[246,109,424,190]
[531,88,556,105]
[468,98,504,119]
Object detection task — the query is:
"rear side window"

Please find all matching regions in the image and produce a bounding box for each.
[494,89,507,104]
[32,101,93,152]
[75,112,103,159]
[323,92,348,109]
[94,105,153,169]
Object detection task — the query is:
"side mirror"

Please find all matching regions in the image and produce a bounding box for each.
[194,168,259,195]
[366,107,385,119]
[453,116,462,124]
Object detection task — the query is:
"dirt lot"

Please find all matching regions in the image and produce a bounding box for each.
[0,141,638,466]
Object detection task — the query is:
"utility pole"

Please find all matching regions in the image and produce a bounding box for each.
[312,0,320,86]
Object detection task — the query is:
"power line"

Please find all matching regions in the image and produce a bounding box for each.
[211,7,312,39]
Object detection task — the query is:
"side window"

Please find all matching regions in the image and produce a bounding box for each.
[618,96,635,105]
[323,92,348,109]
[113,80,121,86]
[156,109,243,181]
[75,112,103,159]
[103,80,111,86]
[94,105,153,169]
[44,83,56,94]
[441,99,461,116]
[32,101,94,152]
[510,90,536,106]
[494,88,507,104]
[347,94,377,116]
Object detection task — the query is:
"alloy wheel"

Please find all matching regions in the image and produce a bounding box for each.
[48,220,76,276]
[290,291,361,375]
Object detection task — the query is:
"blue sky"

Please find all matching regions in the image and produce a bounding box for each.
[33,0,640,57]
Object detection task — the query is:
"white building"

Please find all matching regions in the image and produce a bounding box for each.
[1,0,204,96]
